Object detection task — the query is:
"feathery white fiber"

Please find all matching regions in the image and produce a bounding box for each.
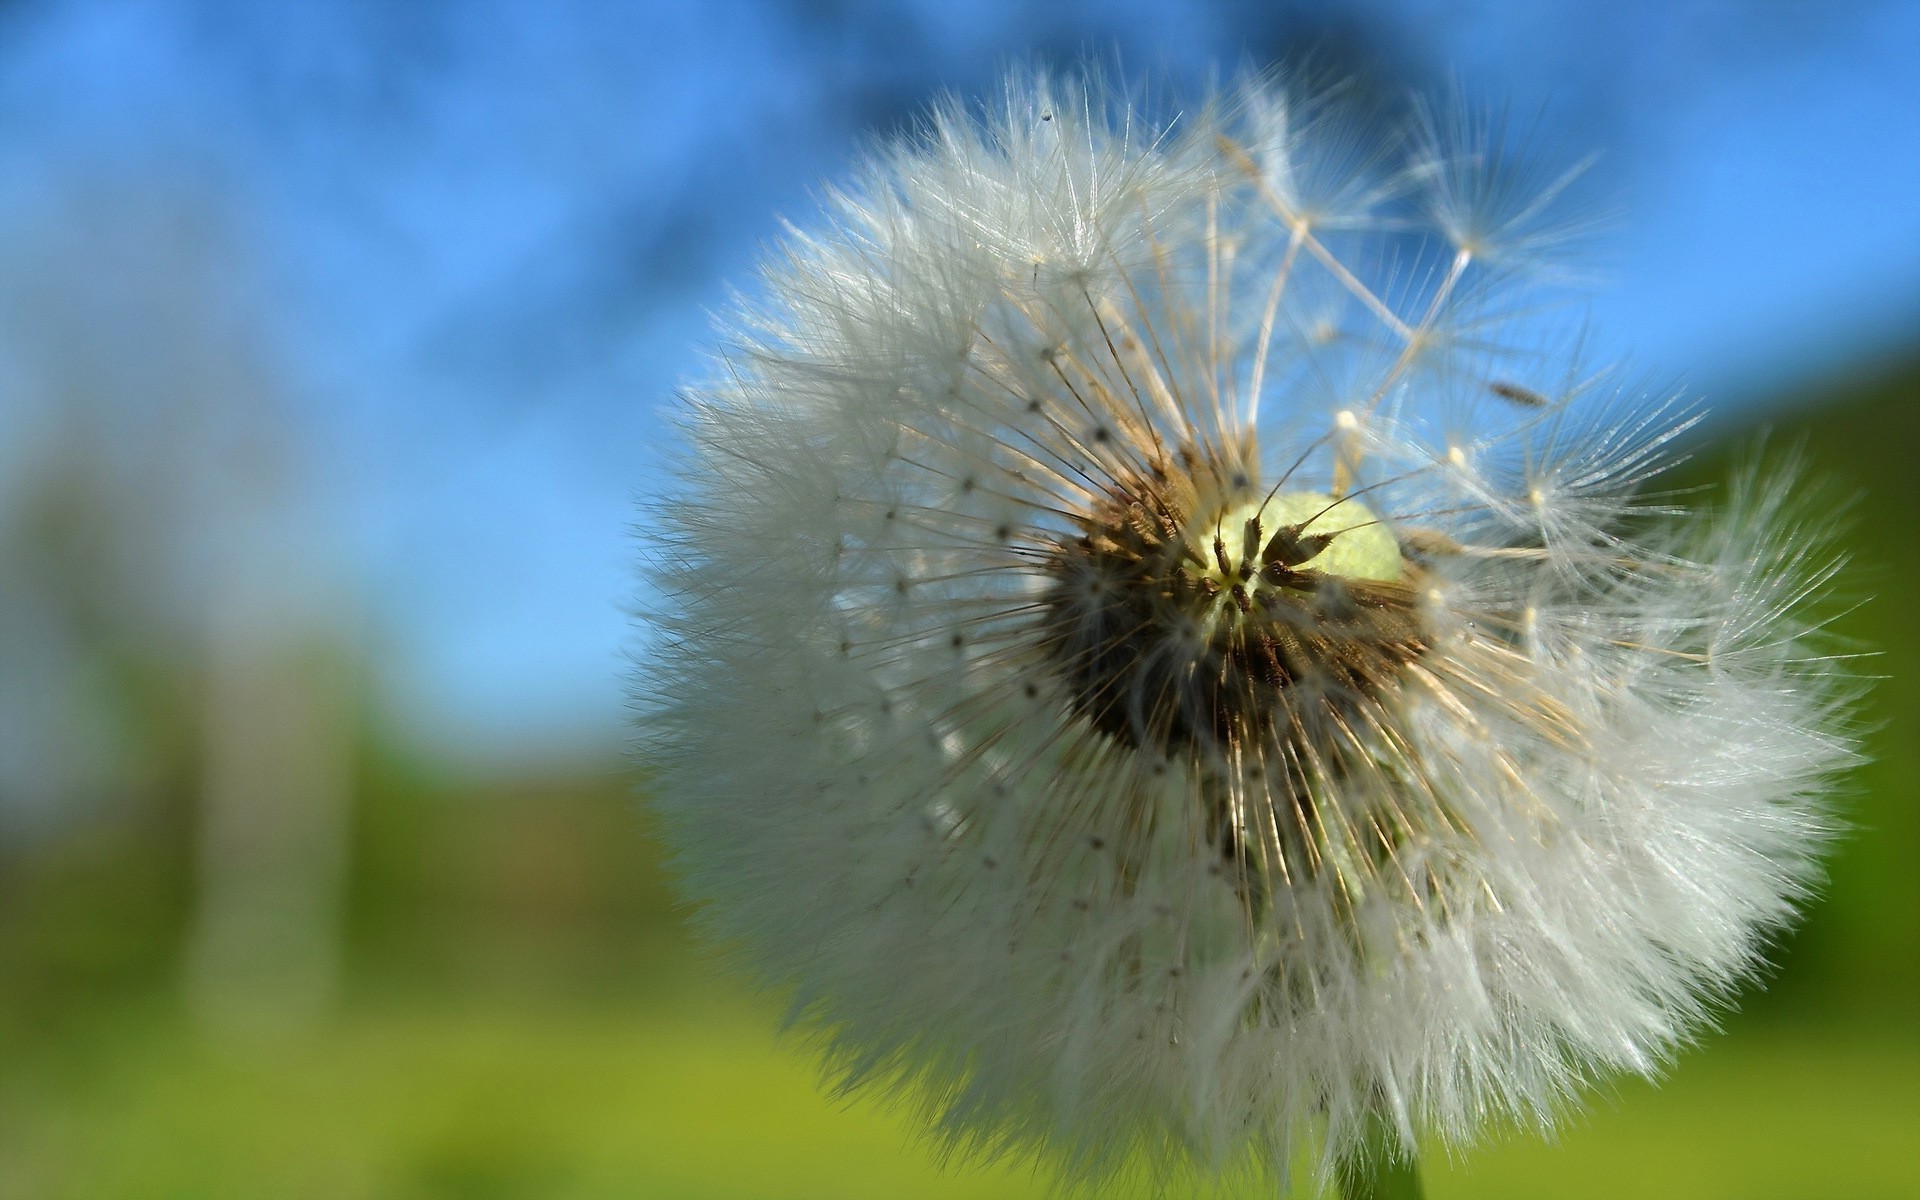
[639,71,1854,1186]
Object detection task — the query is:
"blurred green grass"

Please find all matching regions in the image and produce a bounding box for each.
[2,361,1917,1198]
[0,993,1913,1199]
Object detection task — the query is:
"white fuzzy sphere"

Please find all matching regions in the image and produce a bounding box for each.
[639,72,1855,1187]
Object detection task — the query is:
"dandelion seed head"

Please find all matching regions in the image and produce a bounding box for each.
[638,68,1856,1189]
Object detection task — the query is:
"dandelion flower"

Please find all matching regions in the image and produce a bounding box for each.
[639,72,1854,1187]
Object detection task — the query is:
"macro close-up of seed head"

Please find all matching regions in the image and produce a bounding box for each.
[5,7,1915,1197]
[640,70,1858,1190]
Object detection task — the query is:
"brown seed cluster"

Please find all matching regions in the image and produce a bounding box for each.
[1039,448,1429,765]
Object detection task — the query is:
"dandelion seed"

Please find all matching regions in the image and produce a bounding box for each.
[1488,380,1550,407]
[637,70,1856,1190]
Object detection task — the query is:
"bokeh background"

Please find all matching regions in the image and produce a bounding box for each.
[1,2,1915,1198]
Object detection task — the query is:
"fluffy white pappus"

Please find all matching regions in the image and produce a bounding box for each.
[637,70,1856,1188]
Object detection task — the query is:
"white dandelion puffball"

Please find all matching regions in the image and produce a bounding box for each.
[640,73,1854,1183]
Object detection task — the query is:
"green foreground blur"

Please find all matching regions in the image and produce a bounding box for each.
[0,985,1913,1199]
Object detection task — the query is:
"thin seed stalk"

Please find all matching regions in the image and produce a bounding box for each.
[1334,1111,1423,1200]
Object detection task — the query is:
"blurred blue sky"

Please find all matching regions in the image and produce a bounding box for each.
[2,0,1916,765]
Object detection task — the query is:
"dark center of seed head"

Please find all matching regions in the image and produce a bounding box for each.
[1038,456,1428,760]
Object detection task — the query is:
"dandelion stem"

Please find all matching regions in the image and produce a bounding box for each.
[1334,1113,1424,1200]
